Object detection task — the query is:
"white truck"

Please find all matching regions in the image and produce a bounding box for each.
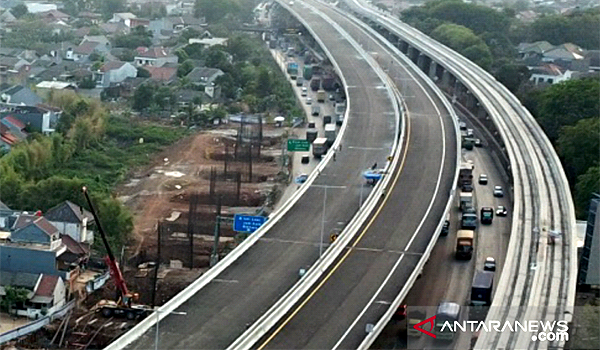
[324,124,336,146]
[312,137,328,158]
[460,191,473,211]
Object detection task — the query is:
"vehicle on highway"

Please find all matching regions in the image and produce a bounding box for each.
[324,124,336,147]
[435,302,461,340]
[474,138,482,147]
[484,257,496,271]
[312,137,328,158]
[471,270,494,306]
[460,191,473,211]
[301,87,308,96]
[461,212,477,230]
[459,121,467,130]
[392,304,407,321]
[408,310,426,337]
[295,174,308,184]
[311,105,320,116]
[478,174,488,185]
[317,89,326,103]
[459,161,474,188]
[455,229,474,259]
[329,94,335,101]
[441,214,450,236]
[289,1,294,5]
[296,76,304,87]
[463,206,476,214]
[496,205,508,217]
[480,207,494,224]
[306,97,312,105]
[462,183,473,192]
[493,185,504,197]
[335,114,344,126]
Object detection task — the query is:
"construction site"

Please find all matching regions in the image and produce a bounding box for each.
[6,117,294,350]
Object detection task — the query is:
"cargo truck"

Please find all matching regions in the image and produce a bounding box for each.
[460,191,473,211]
[459,162,474,188]
[306,129,317,143]
[435,302,461,340]
[296,76,304,86]
[480,207,494,224]
[317,89,326,103]
[455,230,474,259]
[461,212,477,230]
[310,78,321,91]
[335,102,346,115]
[287,61,298,79]
[312,137,328,158]
[303,65,313,80]
[470,270,494,306]
[324,124,336,146]
[311,105,320,116]
[323,115,332,125]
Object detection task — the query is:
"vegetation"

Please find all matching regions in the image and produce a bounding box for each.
[0,286,30,312]
[114,26,153,49]
[0,92,187,248]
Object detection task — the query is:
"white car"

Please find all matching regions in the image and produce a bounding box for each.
[306,97,312,105]
[484,257,496,272]
[478,174,488,185]
[301,87,308,97]
[493,185,504,197]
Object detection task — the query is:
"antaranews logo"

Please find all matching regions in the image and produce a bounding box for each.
[413,315,437,338]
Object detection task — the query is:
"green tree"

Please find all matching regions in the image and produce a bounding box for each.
[133,84,154,110]
[11,4,28,18]
[19,176,86,211]
[0,286,30,312]
[494,61,530,93]
[575,167,600,218]
[137,67,151,78]
[529,10,600,49]
[557,117,600,183]
[194,0,241,22]
[93,196,134,251]
[98,0,125,20]
[177,59,195,77]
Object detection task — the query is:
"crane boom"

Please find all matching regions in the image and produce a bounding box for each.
[82,187,129,297]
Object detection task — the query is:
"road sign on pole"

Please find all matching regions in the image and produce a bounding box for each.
[233,214,268,233]
[287,139,310,152]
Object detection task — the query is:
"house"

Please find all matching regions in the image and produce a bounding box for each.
[99,21,130,36]
[1,115,27,139]
[0,104,59,134]
[529,63,573,85]
[0,123,19,152]
[38,9,70,23]
[128,18,150,29]
[542,43,585,69]
[188,37,228,48]
[66,41,107,62]
[518,41,555,59]
[109,12,137,24]
[35,81,76,99]
[186,67,224,87]
[44,201,94,244]
[0,10,16,25]
[0,85,42,106]
[134,47,178,67]
[25,2,57,13]
[145,66,177,83]
[0,271,67,319]
[93,61,138,88]
[0,56,31,85]
[77,11,102,24]
[81,35,111,49]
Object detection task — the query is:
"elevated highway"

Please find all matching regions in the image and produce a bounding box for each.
[341,1,577,349]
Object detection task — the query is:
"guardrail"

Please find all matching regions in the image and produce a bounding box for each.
[346,2,576,349]
[0,299,76,345]
[226,1,404,348]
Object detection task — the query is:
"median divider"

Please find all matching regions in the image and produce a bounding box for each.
[225,2,404,349]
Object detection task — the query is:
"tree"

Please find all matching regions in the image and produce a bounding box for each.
[93,196,133,251]
[557,117,600,183]
[133,84,154,110]
[575,166,600,218]
[227,36,253,61]
[194,0,241,22]
[529,10,600,49]
[177,60,195,77]
[0,286,30,313]
[137,67,151,78]
[79,76,97,89]
[98,0,125,20]
[494,61,530,93]
[11,4,28,18]
[537,78,600,140]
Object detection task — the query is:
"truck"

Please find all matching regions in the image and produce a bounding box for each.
[459,191,473,211]
[335,102,346,115]
[324,124,336,146]
[461,212,477,230]
[286,61,298,79]
[296,76,304,87]
[311,105,320,116]
[455,230,474,259]
[303,65,313,80]
[435,302,461,340]
[306,129,318,143]
[310,78,321,91]
[317,89,326,103]
[470,270,494,306]
[312,137,328,158]
[459,162,474,188]
[480,207,494,224]
[323,115,332,125]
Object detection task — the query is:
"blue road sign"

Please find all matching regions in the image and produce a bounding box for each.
[233,214,268,233]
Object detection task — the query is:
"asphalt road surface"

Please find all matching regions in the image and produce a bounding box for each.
[254,1,458,349]
[126,3,397,350]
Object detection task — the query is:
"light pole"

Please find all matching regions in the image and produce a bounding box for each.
[311,184,346,257]
[155,309,187,350]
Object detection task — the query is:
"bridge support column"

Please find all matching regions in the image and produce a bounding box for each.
[441,70,452,89]
[428,61,438,81]
[466,93,477,110]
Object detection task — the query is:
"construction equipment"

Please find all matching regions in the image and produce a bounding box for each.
[82,187,152,320]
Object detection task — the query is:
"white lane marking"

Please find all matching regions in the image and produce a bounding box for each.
[213,279,240,283]
[347,146,385,150]
[332,24,448,350]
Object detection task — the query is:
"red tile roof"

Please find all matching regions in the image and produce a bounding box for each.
[3,115,25,129]
[136,47,170,58]
[100,60,126,72]
[61,234,90,255]
[35,275,59,297]
[146,66,177,81]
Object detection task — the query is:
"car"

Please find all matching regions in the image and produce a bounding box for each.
[329,94,335,101]
[474,138,482,147]
[484,257,496,272]
[467,128,474,137]
[493,185,504,197]
[295,173,308,184]
[459,121,467,130]
[441,218,450,236]
[463,206,476,214]
[496,205,508,217]
[462,183,474,192]
[301,89,308,97]
[306,97,312,105]
[479,174,488,185]
[393,304,407,321]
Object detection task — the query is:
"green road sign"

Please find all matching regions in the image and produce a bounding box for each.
[287,139,310,152]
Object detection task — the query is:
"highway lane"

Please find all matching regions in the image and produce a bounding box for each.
[125,4,398,350]
[255,1,458,349]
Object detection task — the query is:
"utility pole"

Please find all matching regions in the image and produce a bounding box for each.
[210,196,222,267]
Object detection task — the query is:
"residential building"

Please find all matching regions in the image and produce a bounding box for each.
[517,41,554,59]
[0,85,42,106]
[134,47,178,67]
[81,35,111,49]
[1,115,27,139]
[25,2,57,13]
[77,11,102,25]
[35,81,76,99]
[128,18,150,28]
[94,61,138,88]
[578,193,600,287]
[0,104,60,134]
[188,37,228,48]
[44,201,94,244]
[109,12,137,24]
[99,21,130,36]
[0,56,31,85]
[0,122,20,151]
[66,41,108,62]
[542,43,585,69]
[145,66,177,83]
[38,9,70,23]
[529,63,573,85]
[0,271,67,319]
[186,67,224,87]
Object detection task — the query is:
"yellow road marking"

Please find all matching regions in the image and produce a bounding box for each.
[257,112,412,349]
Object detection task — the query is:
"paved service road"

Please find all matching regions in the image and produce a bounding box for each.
[255,1,457,349]
[126,3,397,350]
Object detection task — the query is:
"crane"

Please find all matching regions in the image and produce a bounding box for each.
[82,187,150,320]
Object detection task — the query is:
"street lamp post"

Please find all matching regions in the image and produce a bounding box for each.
[155,309,187,350]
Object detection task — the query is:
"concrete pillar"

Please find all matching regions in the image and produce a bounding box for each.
[466,93,477,110]
[428,61,437,80]
[441,70,451,88]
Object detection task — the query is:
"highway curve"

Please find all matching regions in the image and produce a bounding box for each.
[254,1,458,349]
[124,3,398,350]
